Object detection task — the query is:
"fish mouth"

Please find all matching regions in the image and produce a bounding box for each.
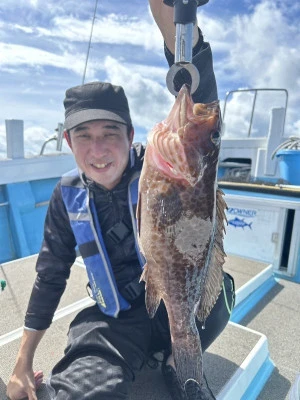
[150,86,202,185]
[148,84,220,186]
[165,85,193,135]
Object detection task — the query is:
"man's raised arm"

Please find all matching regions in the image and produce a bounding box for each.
[149,0,218,103]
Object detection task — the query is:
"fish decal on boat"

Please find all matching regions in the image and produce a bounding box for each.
[137,85,227,398]
[228,217,252,230]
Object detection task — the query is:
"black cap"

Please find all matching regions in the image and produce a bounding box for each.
[64,81,132,130]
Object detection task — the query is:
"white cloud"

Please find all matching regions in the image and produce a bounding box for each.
[0,43,86,75]
[103,56,173,132]
[2,13,162,52]
[229,2,299,86]
[203,1,300,138]
[49,14,162,50]
[292,119,300,134]
[14,24,34,34]
[198,12,232,53]
[0,11,163,79]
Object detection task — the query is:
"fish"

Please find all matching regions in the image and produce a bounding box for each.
[228,217,252,230]
[137,84,227,399]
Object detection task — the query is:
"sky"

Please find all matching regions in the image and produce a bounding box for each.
[0,0,299,158]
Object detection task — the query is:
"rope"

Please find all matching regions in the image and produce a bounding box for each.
[271,136,300,159]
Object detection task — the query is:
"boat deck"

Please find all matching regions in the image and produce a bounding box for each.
[0,254,298,399]
[243,278,300,400]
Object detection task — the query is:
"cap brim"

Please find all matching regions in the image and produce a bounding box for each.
[64,109,127,130]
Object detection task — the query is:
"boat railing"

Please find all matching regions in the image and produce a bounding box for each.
[222,88,289,138]
[40,123,64,155]
[220,88,289,180]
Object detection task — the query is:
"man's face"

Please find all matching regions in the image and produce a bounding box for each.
[66,120,133,190]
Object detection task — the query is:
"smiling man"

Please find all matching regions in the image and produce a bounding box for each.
[68,120,132,188]
[6,1,235,400]
[64,82,134,190]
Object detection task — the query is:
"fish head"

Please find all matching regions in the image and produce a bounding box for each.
[147,85,221,186]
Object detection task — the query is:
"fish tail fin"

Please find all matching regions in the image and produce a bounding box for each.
[173,338,216,399]
[172,334,203,389]
[184,377,216,400]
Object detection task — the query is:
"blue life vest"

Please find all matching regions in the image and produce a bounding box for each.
[60,168,145,318]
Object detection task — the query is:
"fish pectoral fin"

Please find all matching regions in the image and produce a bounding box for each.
[145,282,161,318]
[140,263,148,283]
[141,263,161,318]
[136,191,142,238]
[196,189,227,322]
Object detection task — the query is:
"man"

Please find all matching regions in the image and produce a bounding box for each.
[7,1,235,399]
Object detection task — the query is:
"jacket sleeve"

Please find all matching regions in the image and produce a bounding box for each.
[24,181,77,330]
[164,28,218,103]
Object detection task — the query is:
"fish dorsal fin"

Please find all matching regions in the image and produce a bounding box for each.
[196,188,227,322]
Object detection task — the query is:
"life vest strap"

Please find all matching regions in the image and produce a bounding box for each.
[119,275,145,302]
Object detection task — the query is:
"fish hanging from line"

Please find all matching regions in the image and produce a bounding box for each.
[137,84,227,399]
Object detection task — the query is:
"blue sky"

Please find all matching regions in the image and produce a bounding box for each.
[0,0,299,158]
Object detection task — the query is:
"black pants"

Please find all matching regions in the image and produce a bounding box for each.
[47,273,235,400]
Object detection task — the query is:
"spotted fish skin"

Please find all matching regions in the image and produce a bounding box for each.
[137,85,227,396]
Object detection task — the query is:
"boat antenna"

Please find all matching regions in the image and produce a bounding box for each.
[82,0,99,84]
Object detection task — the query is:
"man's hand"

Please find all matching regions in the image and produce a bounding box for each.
[6,328,46,400]
[149,0,199,54]
[6,368,43,400]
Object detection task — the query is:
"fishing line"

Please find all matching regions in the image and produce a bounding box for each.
[82,0,99,84]
[222,279,234,315]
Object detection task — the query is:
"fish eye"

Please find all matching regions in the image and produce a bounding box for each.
[211,131,220,144]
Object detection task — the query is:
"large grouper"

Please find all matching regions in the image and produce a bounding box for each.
[137,84,227,399]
